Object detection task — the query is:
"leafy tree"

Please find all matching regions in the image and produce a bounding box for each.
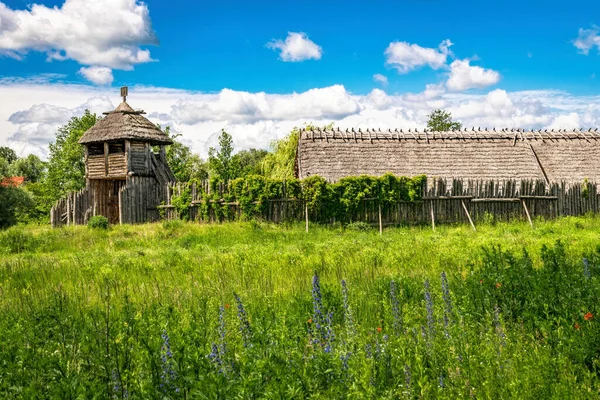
[232,148,269,177]
[9,154,46,183]
[0,157,9,178]
[41,110,98,209]
[0,147,17,164]
[426,109,462,131]
[208,129,237,182]
[160,126,209,182]
[261,123,332,179]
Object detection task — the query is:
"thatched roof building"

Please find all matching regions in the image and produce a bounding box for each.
[296,128,600,183]
[79,101,173,145]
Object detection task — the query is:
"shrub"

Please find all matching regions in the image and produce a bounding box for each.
[0,228,38,254]
[88,215,109,230]
[346,221,372,231]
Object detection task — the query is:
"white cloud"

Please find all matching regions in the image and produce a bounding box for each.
[373,74,388,85]
[266,32,322,62]
[2,80,600,159]
[385,39,452,73]
[78,66,114,85]
[446,59,500,92]
[574,26,600,55]
[171,85,361,124]
[0,0,157,84]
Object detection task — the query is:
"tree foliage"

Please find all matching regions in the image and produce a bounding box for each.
[0,147,17,164]
[9,154,46,183]
[232,148,269,177]
[161,126,209,182]
[208,129,236,182]
[42,110,98,209]
[426,109,462,131]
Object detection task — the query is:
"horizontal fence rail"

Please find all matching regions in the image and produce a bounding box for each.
[52,177,599,228]
[159,178,599,229]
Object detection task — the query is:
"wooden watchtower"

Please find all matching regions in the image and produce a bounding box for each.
[51,87,176,226]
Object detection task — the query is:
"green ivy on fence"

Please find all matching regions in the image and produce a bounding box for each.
[168,173,426,223]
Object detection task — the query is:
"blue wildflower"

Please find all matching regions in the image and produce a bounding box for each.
[233,293,252,348]
[159,329,178,394]
[424,280,435,338]
[583,257,591,279]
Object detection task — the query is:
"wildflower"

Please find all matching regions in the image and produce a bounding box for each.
[404,364,412,391]
[225,303,230,309]
[207,305,229,376]
[111,369,128,399]
[311,274,334,352]
[479,279,483,284]
[495,283,502,289]
[233,293,252,348]
[307,318,313,324]
[493,305,506,348]
[575,323,581,330]
[390,280,403,336]
[438,374,445,388]
[160,330,178,393]
[584,312,593,321]
[583,257,591,279]
[377,327,382,333]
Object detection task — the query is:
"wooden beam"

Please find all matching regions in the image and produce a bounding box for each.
[527,143,551,185]
[104,142,109,177]
[305,202,309,233]
[378,202,383,235]
[461,200,476,231]
[522,199,534,229]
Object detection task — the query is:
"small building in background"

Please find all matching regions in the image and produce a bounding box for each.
[51,87,176,226]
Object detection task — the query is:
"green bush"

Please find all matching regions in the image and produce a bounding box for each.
[87,215,109,229]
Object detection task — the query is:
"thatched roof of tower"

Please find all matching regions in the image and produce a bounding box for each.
[297,127,600,183]
[79,101,173,145]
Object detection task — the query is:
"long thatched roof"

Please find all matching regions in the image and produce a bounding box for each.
[79,101,173,145]
[297,127,600,183]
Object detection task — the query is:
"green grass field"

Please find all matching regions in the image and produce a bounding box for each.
[1,217,600,398]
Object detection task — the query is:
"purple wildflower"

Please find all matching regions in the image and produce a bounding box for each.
[583,257,591,279]
[111,369,128,399]
[160,330,178,394]
[311,274,334,352]
[233,293,252,348]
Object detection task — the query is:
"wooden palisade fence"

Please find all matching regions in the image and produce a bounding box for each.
[52,178,599,229]
[159,178,599,229]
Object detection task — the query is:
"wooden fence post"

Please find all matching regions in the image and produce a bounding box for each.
[305,202,309,233]
[430,200,435,231]
[378,201,383,235]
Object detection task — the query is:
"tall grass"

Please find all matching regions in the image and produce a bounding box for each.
[0,217,599,397]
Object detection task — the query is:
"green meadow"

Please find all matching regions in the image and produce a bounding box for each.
[1,217,599,398]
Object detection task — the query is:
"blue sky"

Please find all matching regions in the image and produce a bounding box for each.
[1,0,600,157]
[1,0,599,94]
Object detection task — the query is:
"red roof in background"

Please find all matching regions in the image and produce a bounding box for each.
[1,176,25,187]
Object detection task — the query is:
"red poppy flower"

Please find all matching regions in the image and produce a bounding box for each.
[584,312,593,321]
[377,327,382,333]
[495,283,502,289]
[575,323,581,330]
[307,318,312,324]
[225,303,230,309]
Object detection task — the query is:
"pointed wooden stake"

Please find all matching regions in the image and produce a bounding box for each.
[522,199,534,229]
[430,200,435,231]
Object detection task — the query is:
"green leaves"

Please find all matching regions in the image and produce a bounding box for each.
[426,109,462,132]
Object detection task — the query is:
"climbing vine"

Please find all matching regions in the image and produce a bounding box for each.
[166,173,426,223]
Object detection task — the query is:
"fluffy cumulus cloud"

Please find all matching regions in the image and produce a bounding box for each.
[0,0,157,84]
[573,26,600,54]
[2,80,600,159]
[78,66,114,86]
[266,32,322,62]
[385,39,452,73]
[446,59,501,92]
